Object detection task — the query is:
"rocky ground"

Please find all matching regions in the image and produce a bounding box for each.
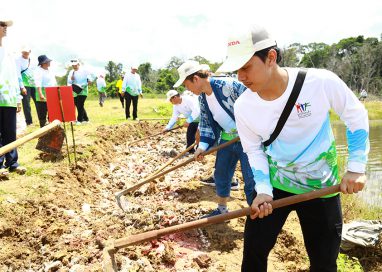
[0,122,380,271]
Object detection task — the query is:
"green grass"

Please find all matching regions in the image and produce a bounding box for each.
[330,101,382,121]
[337,253,363,272]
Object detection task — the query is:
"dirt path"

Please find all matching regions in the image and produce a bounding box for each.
[0,122,380,271]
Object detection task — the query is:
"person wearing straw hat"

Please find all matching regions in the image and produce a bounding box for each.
[217,25,370,271]
[15,45,37,126]
[122,65,142,120]
[34,55,56,127]
[164,89,200,153]
[0,17,26,178]
[174,60,255,218]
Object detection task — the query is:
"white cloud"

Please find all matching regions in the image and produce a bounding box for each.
[2,0,382,74]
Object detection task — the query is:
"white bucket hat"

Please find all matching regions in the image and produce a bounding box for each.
[173,60,205,88]
[166,90,179,101]
[217,25,277,73]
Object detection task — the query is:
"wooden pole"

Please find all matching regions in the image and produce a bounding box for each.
[0,120,61,156]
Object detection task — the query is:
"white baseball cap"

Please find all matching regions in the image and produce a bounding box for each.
[70,59,80,65]
[166,90,179,101]
[0,18,13,27]
[20,45,31,53]
[173,60,205,87]
[217,25,277,73]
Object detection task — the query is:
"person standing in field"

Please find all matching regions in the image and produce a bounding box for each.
[174,60,255,218]
[115,74,124,108]
[217,25,370,271]
[34,55,57,127]
[67,59,93,124]
[122,65,142,120]
[96,74,107,107]
[15,45,37,126]
[163,89,200,153]
[0,17,26,178]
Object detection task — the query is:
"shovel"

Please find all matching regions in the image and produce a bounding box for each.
[115,137,239,209]
[127,125,182,146]
[104,184,341,271]
[0,120,62,156]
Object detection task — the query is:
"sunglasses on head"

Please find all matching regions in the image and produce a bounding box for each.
[0,22,8,27]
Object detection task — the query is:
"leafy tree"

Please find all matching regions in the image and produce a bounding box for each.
[105,61,123,82]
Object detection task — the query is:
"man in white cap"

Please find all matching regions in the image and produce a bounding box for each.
[218,25,369,271]
[96,74,107,107]
[0,18,27,178]
[122,65,142,120]
[67,59,93,124]
[174,60,255,218]
[15,45,37,126]
[163,89,200,153]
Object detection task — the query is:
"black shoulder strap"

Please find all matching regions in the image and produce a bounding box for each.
[20,58,31,74]
[263,68,308,147]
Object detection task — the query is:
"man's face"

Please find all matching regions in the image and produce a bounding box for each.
[170,95,181,105]
[22,51,30,59]
[184,76,202,96]
[131,68,137,74]
[0,22,8,38]
[42,61,51,69]
[72,64,79,71]
[237,55,269,92]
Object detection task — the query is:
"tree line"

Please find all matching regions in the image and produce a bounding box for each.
[60,34,382,98]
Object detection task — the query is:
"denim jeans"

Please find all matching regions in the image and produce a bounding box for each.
[214,139,255,203]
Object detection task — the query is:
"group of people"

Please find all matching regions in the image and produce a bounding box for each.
[2,15,371,271]
[168,26,369,271]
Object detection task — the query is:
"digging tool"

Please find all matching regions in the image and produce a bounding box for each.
[127,125,182,146]
[116,143,196,210]
[0,120,61,156]
[115,137,239,209]
[104,185,341,271]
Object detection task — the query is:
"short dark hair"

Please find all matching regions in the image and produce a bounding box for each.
[254,46,282,64]
[185,70,209,82]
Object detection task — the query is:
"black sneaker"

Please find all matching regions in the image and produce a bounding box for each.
[200,176,215,186]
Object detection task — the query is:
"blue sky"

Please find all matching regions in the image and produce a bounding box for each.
[3,0,382,75]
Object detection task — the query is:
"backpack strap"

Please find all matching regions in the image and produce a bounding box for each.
[263,68,308,147]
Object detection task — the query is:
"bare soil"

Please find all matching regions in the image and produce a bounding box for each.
[0,122,380,271]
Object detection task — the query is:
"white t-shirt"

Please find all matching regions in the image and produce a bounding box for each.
[235,68,369,196]
[34,67,57,87]
[205,91,236,133]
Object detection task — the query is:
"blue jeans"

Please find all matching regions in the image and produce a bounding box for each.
[214,139,255,204]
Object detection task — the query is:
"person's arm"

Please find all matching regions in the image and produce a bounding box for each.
[235,101,273,219]
[67,71,74,85]
[195,96,216,160]
[165,106,179,131]
[323,70,369,194]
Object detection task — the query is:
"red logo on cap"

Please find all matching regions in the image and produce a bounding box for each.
[228,41,240,46]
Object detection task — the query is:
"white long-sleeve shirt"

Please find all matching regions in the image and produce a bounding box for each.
[166,94,200,130]
[122,72,142,96]
[235,68,369,197]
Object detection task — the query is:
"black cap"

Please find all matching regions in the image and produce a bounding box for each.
[38,55,52,66]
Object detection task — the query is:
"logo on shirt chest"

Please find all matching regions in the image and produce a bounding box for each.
[295,102,311,118]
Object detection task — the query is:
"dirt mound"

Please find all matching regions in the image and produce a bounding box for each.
[1,121,380,271]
